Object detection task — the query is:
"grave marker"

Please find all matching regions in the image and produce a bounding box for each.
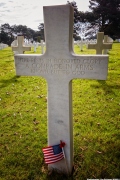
[103,35,108,54]
[12,36,31,54]
[77,39,84,51]
[88,32,112,54]
[103,35,113,54]
[33,41,37,52]
[14,5,109,174]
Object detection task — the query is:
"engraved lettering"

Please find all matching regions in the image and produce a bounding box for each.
[16,57,103,75]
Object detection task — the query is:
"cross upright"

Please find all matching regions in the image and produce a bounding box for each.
[14,5,109,174]
[12,36,31,54]
[88,32,112,54]
[40,40,45,54]
[103,35,108,54]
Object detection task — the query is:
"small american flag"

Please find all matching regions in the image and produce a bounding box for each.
[42,142,65,164]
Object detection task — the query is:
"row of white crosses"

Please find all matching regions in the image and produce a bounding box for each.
[73,34,113,54]
[13,4,109,174]
[12,33,112,56]
[11,37,45,54]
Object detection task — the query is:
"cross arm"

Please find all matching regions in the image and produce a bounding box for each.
[23,46,31,51]
[14,54,45,77]
[12,47,18,51]
[88,44,97,49]
[14,54,109,81]
[69,54,109,80]
[102,43,112,50]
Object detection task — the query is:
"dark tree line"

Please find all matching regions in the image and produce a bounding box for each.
[0,0,120,45]
[0,23,44,46]
[68,0,120,40]
[88,0,120,39]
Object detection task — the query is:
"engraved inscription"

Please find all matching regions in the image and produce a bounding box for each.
[15,57,102,75]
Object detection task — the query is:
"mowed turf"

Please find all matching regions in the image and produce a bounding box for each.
[0,44,120,180]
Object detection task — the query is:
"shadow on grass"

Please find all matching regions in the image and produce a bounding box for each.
[73,139,120,179]
[0,75,20,88]
[91,80,120,95]
[46,170,73,180]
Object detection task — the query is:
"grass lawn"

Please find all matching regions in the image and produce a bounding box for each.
[0,44,120,180]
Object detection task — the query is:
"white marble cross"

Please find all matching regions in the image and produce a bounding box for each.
[12,36,31,54]
[77,39,85,51]
[103,35,113,54]
[88,32,112,54]
[14,5,109,174]
[33,41,37,52]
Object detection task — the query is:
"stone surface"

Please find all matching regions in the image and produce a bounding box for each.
[103,35,108,54]
[14,5,109,174]
[88,32,112,54]
[33,41,37,52]
[77,39,84,51]
[12,36,31,54]
[103,35,113,54]
[0,43,8,50]
[40,40,45,54]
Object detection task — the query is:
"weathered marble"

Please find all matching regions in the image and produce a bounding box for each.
[14,5,109,174]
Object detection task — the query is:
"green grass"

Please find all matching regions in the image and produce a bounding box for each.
[0,44,120,179]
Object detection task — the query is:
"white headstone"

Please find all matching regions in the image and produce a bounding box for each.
[40,40,45,54]
[33,41,36,52]
[79,39,84,51]
[103,35,108,54]
[103,35,112,54]
[14,5,109,174]
[12,36,31,54]
[88,32,112,54]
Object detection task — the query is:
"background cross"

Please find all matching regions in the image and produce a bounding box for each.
[12,36,31,54]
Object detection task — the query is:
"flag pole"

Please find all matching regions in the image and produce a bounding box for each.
[60,140,69,176]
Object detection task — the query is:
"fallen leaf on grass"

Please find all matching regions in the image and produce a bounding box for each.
[6,92,10,95]
[33,121,39,125]
[4,145,9,151]
[33,118,39,125]
[96,150,102,154]
[14,132,18,135]
[45,97,47,102]
[41,165,47,173]
[2,115,7,119]
[80,146,87,151]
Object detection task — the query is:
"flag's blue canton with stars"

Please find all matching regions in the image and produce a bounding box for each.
[42,144,64,164]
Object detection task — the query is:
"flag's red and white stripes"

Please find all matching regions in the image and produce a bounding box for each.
[42,145,64,164]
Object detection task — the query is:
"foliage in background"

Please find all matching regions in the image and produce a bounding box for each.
[0,23,44,45]
[0,0,120,45]
[68,0,120,39]
[88,0,120,39]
